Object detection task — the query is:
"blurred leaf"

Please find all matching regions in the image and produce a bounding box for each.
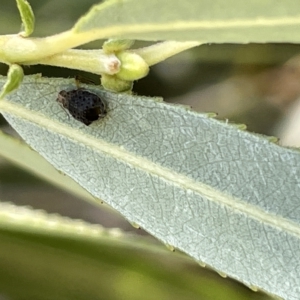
[0,201,264,300]
[194,44,300,65]
[74,0,300,43]
[0,75,299,299]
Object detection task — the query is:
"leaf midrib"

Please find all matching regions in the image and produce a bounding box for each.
[75,16,300,34]
[1,99,299,239]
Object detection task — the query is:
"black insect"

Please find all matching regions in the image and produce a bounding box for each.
[57,89,107,126]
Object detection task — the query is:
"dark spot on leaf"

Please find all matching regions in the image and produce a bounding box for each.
[56,88,107,126]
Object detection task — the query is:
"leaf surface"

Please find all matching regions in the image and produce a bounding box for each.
[0,75,300,299]
[73,0,300,43]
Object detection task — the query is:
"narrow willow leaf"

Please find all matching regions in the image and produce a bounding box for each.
[16,0,35,37]
[73,0,300,43]
[0,202,260,300]
[133,41,202,67]
[0,64,23,99]
[0,75,300,299]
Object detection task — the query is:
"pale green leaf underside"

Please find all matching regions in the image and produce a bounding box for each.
[0,131,99,205]
[74,0,300,43]
[0,76,300,299]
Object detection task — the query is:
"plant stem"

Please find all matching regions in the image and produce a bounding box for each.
[0,30,105,64]
[26,49,120,75]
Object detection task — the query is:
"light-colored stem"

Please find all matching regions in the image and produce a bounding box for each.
[0,30,201,77]
[26,49,121,75]
[0,30,106,64]
[132,41,202,66]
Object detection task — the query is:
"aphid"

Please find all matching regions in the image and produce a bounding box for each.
[57,89,107,126]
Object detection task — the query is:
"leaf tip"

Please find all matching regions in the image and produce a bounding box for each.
[16,0,35,37]
[0,64,24,99]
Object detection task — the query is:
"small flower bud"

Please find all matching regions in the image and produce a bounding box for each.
[116,52,149,81]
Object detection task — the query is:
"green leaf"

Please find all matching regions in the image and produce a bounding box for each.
[0,64,23,99]
[73,0,300,43]
[0,202,262,300]
[16,0,35,37]
[0,75,300,299]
